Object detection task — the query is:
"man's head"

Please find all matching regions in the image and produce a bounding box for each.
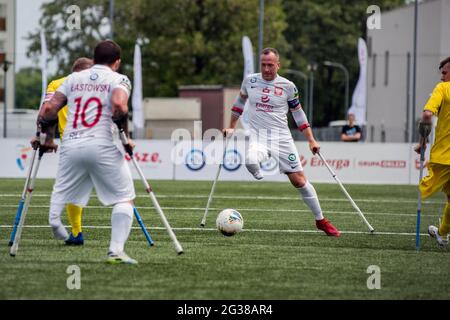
[260,48,280,81]
[71,57,93,72]
[348,113,355,125]
[439,57,450,82]
[94,40,122,71]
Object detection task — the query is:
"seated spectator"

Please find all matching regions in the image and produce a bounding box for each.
[341,113,361,142]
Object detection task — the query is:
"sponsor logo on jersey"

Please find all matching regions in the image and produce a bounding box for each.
[250,77,257,83]
[90,73,99,81]
[261,95,270,103]
[256,102,274,112]
[288,153,297,162]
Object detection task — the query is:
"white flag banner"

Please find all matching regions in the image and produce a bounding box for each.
[241,36,254,132]
[39,30,48,108]
[348,38,367,125]
[132,43,144,138]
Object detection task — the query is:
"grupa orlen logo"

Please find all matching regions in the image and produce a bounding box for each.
[16,145,33,171]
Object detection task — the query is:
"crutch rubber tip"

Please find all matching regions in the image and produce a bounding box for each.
[9,253,16,257]
[370,229,375,234]
[200,223,205,227]
[177,251,184,255]
[8,241,13,247]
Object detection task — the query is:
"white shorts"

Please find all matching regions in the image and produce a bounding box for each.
[51,143,135,207]
[246,138,303,174]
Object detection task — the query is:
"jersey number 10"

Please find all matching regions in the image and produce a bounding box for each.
[73,96,103,129]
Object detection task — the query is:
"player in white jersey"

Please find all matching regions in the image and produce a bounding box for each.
[37,40,138,264]
[224,48,340,237]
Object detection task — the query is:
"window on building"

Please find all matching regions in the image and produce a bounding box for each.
[384,51,389,86]
[0,4,6,31]
[372,54,377,87]
[367,37,372,57]
[0,4,6,18]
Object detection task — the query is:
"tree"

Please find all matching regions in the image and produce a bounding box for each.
[26,0,289,97]
[282,0,404,127]
[15,68,42,109]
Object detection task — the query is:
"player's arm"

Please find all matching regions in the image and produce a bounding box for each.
[288,85,320,154]
[223,91,248,137]
[37,91,67,152]
[414,84,443,153]
[111,87,135,150]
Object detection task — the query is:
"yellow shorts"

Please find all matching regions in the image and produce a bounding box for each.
[420,163,450,199]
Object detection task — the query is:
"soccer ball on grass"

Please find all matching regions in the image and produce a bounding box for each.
[216,209,244,236]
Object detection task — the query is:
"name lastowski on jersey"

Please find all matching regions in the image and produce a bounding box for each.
[57,65,132,145]
[241,73,301,140]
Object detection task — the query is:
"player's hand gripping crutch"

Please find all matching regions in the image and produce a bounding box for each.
[10,135,46,257]
[8,134,40,246]
[118,128,183,255]
[200,134,232,227]
[317,151,375,233]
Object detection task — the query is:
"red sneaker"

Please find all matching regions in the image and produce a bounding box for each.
[316,218,341,237]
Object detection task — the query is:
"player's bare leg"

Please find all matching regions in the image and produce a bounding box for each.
[287,171,341,237]
[429,195,450,247]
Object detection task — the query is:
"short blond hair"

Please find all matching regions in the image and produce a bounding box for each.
[71,57,93,72]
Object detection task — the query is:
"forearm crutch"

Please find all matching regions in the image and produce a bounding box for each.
[118,128,183,255]
[317,151,375,233]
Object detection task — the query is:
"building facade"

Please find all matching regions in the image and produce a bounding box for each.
[0,0,15,113]
[366,0,450,142]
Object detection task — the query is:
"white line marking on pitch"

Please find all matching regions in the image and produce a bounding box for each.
[0,193,442,204]
[0,224,429,236]
[0,204,436,217]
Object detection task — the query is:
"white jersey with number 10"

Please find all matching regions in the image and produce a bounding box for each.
[57,64,132,145]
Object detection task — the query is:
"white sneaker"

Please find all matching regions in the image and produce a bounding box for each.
[107,251,138,265]
[253,171,264,180]
[428,225,449,248]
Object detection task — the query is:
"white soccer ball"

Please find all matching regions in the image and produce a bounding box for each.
[216,209,244,236]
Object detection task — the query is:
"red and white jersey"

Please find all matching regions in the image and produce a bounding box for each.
[57,64,131,145]
[240,73,300,140]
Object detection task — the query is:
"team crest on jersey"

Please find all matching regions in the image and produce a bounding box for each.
[274,87,283,96]
[250,77,257,83]
[90,73,99,81]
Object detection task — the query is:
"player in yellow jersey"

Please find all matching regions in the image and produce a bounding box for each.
[416,57,450,247]
[44,57,93,245]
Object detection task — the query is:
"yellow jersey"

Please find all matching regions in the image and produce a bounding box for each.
[45,76,68,137]
[423,82,450,165]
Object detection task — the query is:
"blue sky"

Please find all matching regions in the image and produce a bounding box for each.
[16,0,49,71]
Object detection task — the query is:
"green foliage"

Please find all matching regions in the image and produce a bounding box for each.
[283,0,404,126]
[15,68,42,109]
[27,0,289,98]
[26,0,405,123]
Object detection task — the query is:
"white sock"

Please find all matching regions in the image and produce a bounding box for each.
[109,202,133,254]
[49,202,69,240]
[297,181,324,220]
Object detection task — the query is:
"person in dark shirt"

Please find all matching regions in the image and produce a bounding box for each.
[341,113,361,142]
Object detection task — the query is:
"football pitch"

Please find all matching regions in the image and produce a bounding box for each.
[1,178,450,300]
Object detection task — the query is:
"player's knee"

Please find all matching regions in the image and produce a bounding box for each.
[112,202,133,218]
[290,175,307,188]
